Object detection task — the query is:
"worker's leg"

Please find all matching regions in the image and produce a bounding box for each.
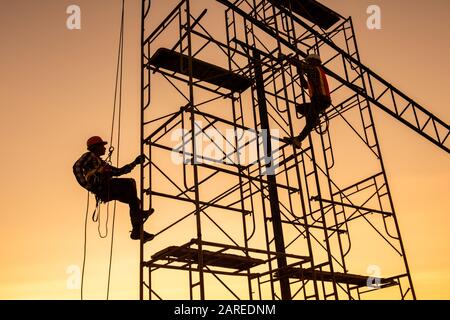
[297,104,320,143]
[97,178,155,242]
[290,99,330,148]
[318,100,331,115]
[100,178,141,229]
[295,102,312,117]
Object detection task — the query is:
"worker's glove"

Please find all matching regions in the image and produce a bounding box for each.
[133,154,146,166]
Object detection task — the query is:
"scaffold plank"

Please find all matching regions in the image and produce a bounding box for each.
[150,246,265,270]
[284,268,397,287]
[148,48,252,93]
[269,0,341,30]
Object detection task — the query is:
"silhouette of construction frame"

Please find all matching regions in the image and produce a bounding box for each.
[138,0,448,301]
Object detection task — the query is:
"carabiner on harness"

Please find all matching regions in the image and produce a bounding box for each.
[105,146,115,164]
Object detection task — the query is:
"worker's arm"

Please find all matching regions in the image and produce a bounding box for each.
[109,163,135,177]
[298,61,315,73]
[299,73,309,89]
[283,56,310,73]
[109,155,145,177]
[280,55,310,88]
[292,62,309,89]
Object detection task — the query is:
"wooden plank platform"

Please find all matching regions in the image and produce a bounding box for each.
[150,246,265,270]
[270,0,341,30]
[148,48,252,93]
[281,268,397,287]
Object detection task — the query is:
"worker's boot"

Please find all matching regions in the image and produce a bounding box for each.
[130,209,155,243]
[130,228,155,243]
[142,208,155,224]
[283,136,302,149]
[292,136,302,149]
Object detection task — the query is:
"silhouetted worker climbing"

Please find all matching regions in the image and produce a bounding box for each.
[73,136,155,243]
[285,53,331,148]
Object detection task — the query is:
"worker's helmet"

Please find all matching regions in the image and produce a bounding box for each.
[86,136,108,149]
[306,53,322,63]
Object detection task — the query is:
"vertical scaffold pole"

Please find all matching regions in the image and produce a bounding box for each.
[253,50,291,300]
[185,0,206,300]
[139,0,145,301]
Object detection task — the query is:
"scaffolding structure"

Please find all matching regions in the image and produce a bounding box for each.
[138,0,450,300]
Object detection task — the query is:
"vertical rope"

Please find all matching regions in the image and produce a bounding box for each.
[80,0,125,301]
[81,191,90,300]
[106,0,125,300]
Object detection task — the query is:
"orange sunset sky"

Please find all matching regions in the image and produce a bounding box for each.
[0,0,449,300]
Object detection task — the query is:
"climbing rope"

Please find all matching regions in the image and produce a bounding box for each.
[106,0,125,300]
[80,0,125,300]
[81,191,90,300]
